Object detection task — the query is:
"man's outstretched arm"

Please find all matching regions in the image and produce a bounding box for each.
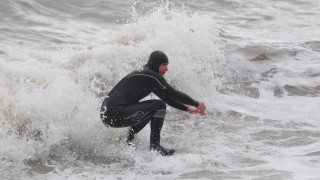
[154,89,206,116]
[154,89,188,111]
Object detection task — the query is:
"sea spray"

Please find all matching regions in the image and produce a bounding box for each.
[1,0,320,179]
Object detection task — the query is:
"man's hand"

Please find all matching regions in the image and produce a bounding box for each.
[197,102,206,116]
[187,107,200,114]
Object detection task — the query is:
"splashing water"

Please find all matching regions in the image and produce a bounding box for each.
[1,0,320,179]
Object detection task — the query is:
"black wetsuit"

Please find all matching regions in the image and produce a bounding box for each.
[100,64,199,127]
[100,50,199,156]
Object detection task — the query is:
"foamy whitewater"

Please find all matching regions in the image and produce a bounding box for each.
[1,0,320,179]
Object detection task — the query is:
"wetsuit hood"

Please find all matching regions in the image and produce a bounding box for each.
[146,51,169,73]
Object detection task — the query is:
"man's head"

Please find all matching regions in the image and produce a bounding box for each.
[147,51,169,76]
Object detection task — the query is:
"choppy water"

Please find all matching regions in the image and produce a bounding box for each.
[1,0,320,179]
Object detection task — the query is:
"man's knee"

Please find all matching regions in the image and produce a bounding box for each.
[152,100,166,119]
[155,100,166,109]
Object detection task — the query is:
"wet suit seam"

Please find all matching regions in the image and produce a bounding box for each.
[128,74,166,89]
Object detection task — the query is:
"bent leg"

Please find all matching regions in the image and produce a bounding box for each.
[113,100,166,127]
[127,107,167,143]
[101,99,174,154]
[123,100,166,143]
[102,99,165,126]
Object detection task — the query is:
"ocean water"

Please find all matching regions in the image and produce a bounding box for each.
[1,0,320,179]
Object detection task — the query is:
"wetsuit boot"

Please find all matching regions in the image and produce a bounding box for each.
[150,117,175,156]
[126,119,150,144]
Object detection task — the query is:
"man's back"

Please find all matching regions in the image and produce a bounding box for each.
[107,65,166,107]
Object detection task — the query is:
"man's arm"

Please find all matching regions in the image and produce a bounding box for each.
[152,75,199,107]
[153,89,188,111]
[147,71,206,115]
[154,89,206,115]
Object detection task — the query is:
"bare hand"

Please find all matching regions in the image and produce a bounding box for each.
[187,107,200,114]
[197,102,206,116]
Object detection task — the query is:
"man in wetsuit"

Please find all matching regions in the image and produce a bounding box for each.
[100,51,206,156]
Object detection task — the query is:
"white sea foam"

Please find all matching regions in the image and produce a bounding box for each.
[1,0,320,179]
